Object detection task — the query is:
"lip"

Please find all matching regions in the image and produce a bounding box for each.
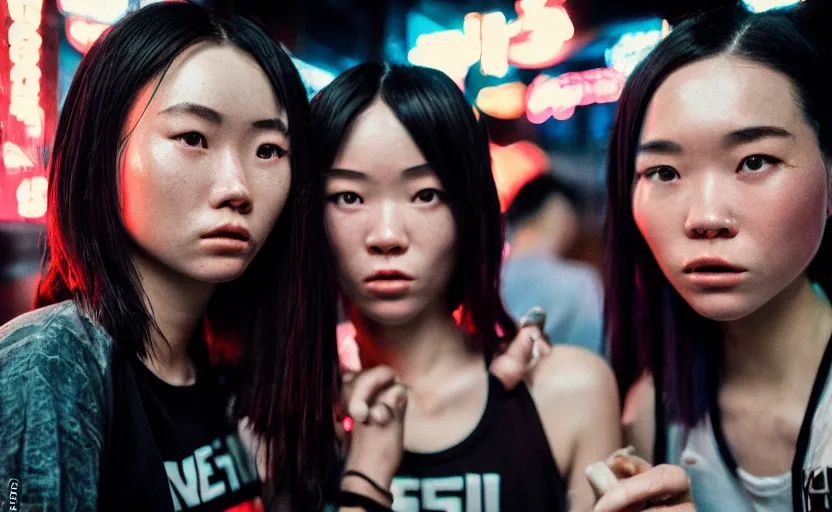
[200,224,251,253]
[364,270,414,297]
[364,269,415,282]
[201,224,251,242]
[682,257,747,288]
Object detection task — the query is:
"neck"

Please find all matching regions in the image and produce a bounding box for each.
[134,251,215,386]
[721,276,832,387]
[350,302,479,386]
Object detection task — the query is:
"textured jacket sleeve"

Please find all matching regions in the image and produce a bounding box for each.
[0,306,109,511]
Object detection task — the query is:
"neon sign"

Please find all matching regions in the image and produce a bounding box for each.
[605,30,664,77]
[408,0,573,81]
[16,176,47,218]
[526,67,626,123]
[65,16,109,55]
[742,0,802,13]
[8,0,44,139]
[3,141,36,170]
[57,0,129,24]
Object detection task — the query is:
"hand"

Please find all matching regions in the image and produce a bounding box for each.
[586,448,694,511]
[340,366,408,504]
[489,307,551,389]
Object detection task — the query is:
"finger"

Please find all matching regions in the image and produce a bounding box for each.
[593,465,691,512]
[606,447,653,479]
[519,306,547,328]
[586,461,619,498]
[489,328,536,389]
[369,383,409,425]
[344,366,398,423]
[369,402,394,424]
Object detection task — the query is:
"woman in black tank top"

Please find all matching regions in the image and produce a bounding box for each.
[309,63,622,512]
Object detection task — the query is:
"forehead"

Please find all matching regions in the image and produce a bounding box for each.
[333,100,427,173]
[640,56,804,142]
[138,42,286,124]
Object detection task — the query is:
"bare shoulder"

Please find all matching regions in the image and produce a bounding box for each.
[528,344,619,404]
[526,345,622,482]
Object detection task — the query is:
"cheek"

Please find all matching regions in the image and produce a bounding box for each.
[325,209,364,279]
[421,208,457,276]
[632,185,673,265]
[120,136,194,235]
[757,173,827,265]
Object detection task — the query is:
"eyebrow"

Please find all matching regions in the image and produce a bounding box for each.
[637,139,683,156]
[326,163,434,180]
[161,102,289,135]
[722,126,793,147]
[637,125,794,156]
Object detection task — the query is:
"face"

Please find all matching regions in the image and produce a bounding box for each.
[324,100,457,326]
[633,56,830,322]
[120,43,291,284]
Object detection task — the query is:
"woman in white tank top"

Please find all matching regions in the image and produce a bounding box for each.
[602,4,832,512]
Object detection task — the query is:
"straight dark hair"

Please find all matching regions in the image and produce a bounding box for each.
[35,3,338,509]
[309,63,517,358]
[605,5,832,453]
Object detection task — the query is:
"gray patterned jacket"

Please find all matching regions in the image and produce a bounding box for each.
[0,301,112,511]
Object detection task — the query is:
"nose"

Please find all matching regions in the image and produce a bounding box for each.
[684,173,737,240]
[366,200,409,255]
[209,150,252,214]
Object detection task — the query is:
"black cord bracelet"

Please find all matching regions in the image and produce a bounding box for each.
[342,470,395,503]
[335,490,394,512]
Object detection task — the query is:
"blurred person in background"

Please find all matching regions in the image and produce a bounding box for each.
[502,174,604,355]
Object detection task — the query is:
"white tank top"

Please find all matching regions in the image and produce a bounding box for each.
[666,336,832,512]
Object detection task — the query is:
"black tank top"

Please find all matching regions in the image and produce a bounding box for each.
[390,373,568,511]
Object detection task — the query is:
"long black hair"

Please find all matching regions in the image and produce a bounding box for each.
[605,5,832,450]
[36,3,338,509]
[309,63,517,359]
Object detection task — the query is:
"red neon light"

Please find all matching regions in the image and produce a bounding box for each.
[16,176,47,219]
[65,16,110,54]
[507,1,573,69]
[526,67,626,123]
[8,0,44,139]
[491,141,547,210]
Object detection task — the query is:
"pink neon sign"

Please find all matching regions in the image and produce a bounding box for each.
[526,67,626,123]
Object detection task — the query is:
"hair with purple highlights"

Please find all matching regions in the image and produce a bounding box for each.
[605,4,831,461]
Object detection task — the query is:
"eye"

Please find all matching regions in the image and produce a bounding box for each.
[327,191,363,207]
[739,155,780,173]
[413,188,445,203]
[641,166,679,182]
[175,132,207,148]
[256,143,288,160]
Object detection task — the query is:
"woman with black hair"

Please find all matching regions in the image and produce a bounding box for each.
[0,4,399,511]
[310,63,622,512]
[601,5,832,511]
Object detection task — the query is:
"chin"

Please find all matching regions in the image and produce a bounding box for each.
[683,293,762,323]
[188,260,250,284]
[360,299,423,327]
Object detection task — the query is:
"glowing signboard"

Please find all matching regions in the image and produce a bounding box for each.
[408,0,574,81]
[8,0,44,139]
[742,0,802,13]
[65,16,110,55]
[526,67,626,123]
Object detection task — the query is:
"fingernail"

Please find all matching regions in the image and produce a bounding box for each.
[520,307,546,328]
